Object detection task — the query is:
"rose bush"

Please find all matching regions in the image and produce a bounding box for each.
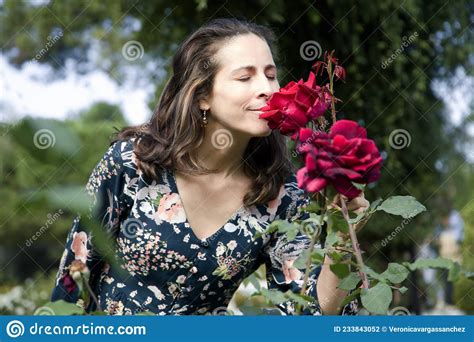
[252,51,473,316]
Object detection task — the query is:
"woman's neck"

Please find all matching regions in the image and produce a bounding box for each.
[194,122,250,180]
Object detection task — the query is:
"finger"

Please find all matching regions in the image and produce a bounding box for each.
[347,197,370,213]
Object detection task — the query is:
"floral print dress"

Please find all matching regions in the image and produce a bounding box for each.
[51,138,358,315]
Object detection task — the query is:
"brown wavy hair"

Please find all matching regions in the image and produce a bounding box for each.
[113,17,294,208]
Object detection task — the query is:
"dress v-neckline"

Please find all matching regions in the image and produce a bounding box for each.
[168,169,245,242]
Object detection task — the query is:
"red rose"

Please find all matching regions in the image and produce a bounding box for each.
[259,71,331,139]
[296,120,383,199]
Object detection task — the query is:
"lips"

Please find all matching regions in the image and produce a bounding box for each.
[247,105,266,111]
[248,109,263,116]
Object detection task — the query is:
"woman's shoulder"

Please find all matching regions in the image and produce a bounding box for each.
[92,137,140,179]
[107,137,136,160]
[105,136,140,163]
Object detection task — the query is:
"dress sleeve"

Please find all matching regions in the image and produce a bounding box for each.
[51,140,132,312]
[262,188,359,315]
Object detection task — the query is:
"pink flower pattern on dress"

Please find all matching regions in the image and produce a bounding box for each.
[157,193,186,224]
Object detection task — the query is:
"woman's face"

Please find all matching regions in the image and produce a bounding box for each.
[201,33,280,138]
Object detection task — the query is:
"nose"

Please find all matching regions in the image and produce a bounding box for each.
[256,75,275,100]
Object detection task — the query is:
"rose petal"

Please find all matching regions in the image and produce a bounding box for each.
[331,177,362,199]
[306,177,328,192]
[330,120,367,139]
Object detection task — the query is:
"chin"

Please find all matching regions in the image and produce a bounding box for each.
[237,115,273,137]
[250,125,272,138]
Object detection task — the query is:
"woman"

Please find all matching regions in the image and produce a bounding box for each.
[51,17,362,315]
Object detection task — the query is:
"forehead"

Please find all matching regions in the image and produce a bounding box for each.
[214,34,276,73]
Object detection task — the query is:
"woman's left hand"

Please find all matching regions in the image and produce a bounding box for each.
[330,192,370,214]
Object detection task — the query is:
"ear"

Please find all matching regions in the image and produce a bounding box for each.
[199,98,210,111]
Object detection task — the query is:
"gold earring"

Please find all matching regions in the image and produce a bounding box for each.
[201,109,208,127]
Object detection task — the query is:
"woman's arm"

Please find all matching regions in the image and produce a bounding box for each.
[317,254,350,315]
[51,140,132,312]
[318,192,368,314]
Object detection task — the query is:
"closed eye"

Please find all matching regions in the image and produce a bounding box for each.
[238,76,277,81]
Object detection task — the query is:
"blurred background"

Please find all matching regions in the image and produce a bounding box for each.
[0,0,473,315]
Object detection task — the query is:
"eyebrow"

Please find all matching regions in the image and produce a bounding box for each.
[231,64,277,74]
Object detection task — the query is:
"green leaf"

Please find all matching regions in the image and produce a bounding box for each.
[351,182,366,190]
[448,262,461,282]
[361,282,393,315]
[369,198,383,211]
[285,228,298,241]
[325,231,339,247]
[338,272,361,291]
[340,288,361,307]
[254,222,278,239]
[406,257,454,271]
[259,289,288,305]
[285,291,315,306]
[327,209,349,234]
[380,263,410,283]
[397,286,408,294]
[311,248,326,264]
[304,213,323,224]
[330,263,351,279]
[303,201,322,213]
[348,212,366,225]
[293,249,311,269]
[34,300,85,315]
[376,196,426,218]
[294,248,325,270]
[364,266,384,281]
[255,220,299,241]
[275,221,300,241]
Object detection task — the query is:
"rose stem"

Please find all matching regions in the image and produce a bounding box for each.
[340,199,370,289]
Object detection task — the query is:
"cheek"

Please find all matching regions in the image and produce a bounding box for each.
[213,88,251,113]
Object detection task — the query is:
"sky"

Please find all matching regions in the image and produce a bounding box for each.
[0,55,153,125]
